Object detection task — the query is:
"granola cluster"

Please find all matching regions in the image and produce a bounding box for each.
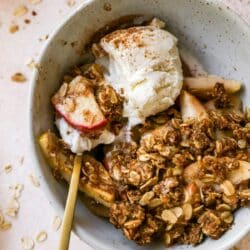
[106,84,250,246]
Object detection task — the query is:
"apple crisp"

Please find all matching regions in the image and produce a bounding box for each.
[38,17,250,248]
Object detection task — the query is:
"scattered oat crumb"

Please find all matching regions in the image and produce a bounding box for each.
[5,198,20,217]
[103,2,112,11]
[29,174,40,187]
[52,216,62,231]
[19,156,25,165]
[11,184,24,199]
[0,220,12,231]
[26,59,39,70]
[29,0,42,4]
[11,73,27,83]
[38,34,49,42]
[4,164,12,173]
[24,19,31,24]
[36,231,47,243]
[0,213,4,225]
[0,211,12,230]
[20,237,34,250]
[9,24,19,33]
[67,0,75,7]
[13,6,28,17]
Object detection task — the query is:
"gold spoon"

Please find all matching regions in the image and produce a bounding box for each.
[59,155,82,250]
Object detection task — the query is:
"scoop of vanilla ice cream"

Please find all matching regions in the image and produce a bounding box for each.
[56,118,115,154]
[97,24,183,127]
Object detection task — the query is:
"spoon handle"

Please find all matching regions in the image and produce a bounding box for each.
[59,155,82,250]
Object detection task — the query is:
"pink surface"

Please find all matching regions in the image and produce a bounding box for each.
[0,0,249,249]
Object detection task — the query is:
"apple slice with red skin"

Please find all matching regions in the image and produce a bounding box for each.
[103,156,111,171]
[52,76,108,132]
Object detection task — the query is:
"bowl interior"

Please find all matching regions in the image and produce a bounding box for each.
[29,0,250,249]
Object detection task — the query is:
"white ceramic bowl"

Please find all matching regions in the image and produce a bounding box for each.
[29,0,250,249]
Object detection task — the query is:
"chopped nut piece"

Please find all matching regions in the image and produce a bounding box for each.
[52,216,62,231]
[20,237,34,250]
[36,231,47,242]
[9,24,19,33]
[161,209,178,224]
[4,164,12,173]
[221,180,235,196]
[13,6,28,17]
[11,73,27,83]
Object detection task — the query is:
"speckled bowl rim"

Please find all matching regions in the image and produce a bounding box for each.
[28,0,250,249]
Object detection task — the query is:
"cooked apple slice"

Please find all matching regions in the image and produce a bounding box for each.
[204,100,216,111]
[184,160,250,186]
[52,76,108,132]
[204,95,242,112]
[38,132,115,207]
[228,161,250,185]
[184,76,241,97]
[80,194,110,218]
[180,91,208,122]
[184,182,200,203]
[183,162,200,183]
